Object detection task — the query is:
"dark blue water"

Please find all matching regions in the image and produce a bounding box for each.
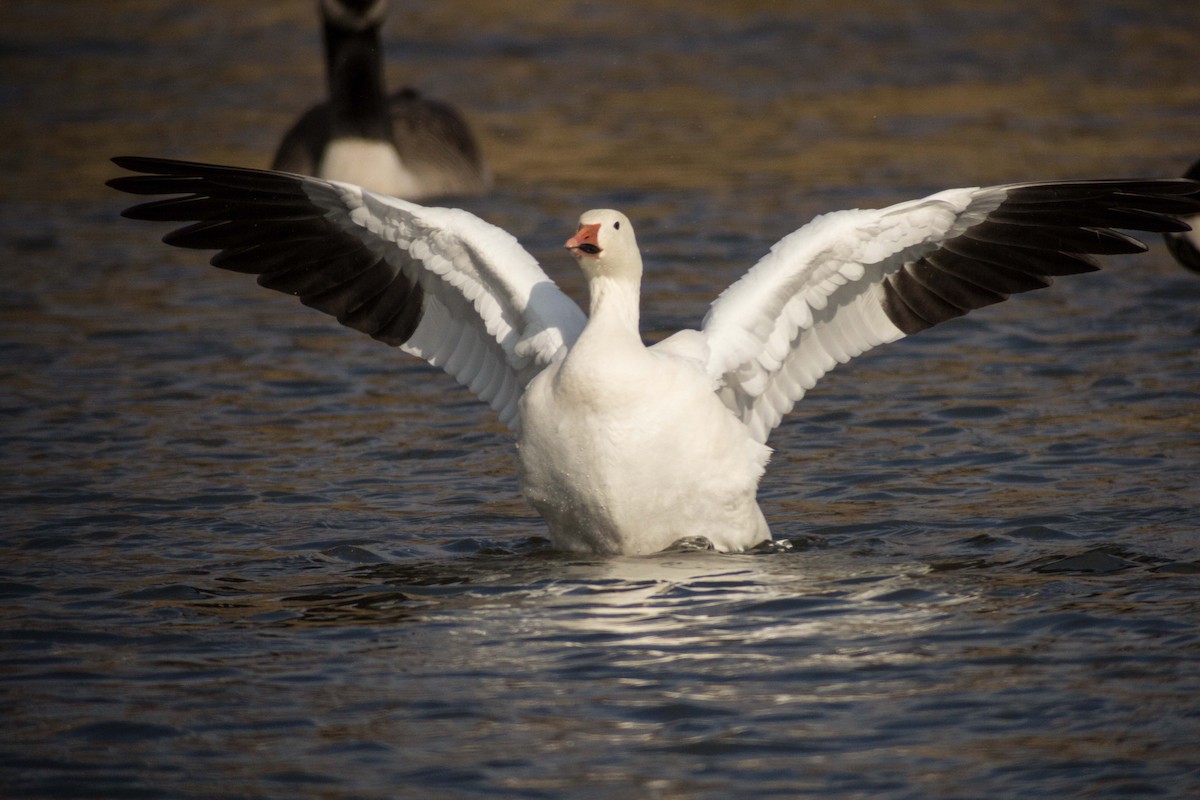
[2,1,1199,797]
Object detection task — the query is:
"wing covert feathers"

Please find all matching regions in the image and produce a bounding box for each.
[109,157,585,429]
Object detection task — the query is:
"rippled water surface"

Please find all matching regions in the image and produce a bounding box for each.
[3,1,1200,797]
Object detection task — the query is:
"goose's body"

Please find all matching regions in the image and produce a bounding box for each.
[518,220,771,553]
[273,0,490,199]
[108,158,1200,555]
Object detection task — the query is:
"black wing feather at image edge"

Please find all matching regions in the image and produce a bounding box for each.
[109,158,1200,345]
[881,181,1200,335]
[108,157,426,344]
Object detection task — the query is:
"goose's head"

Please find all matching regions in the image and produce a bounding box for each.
[565,209,642,280]
[321,0,388,30]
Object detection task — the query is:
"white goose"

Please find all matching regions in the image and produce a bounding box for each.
[108,158,1199,555]
[272,0,491,199]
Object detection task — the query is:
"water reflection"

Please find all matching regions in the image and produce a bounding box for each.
[261,544,965,686]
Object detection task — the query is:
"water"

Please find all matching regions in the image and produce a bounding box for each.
[2,1,1199,797]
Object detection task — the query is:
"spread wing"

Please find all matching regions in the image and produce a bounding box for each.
[668,180,1199,443]
[108,157,586,430]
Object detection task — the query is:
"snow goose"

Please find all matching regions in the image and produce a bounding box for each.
[1164,159,1200,274]
[272,0,491,199]
[107,157,1199,555]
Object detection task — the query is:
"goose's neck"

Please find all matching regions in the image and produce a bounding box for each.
[557,274,646,400]
[323,17,392,140]
[584,275,642,343]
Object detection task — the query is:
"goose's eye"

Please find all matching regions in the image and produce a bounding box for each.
[613,221,621,230]
[577,243,601,255]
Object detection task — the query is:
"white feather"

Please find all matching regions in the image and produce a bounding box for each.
[692,188,990,442]
[300,179,588,431]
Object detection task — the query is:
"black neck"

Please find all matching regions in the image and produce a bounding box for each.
[323,13,392,140]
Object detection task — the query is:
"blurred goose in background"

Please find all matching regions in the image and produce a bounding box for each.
[109,157,1199,555]
[1164,158,1200,273]
[273,0,490,199]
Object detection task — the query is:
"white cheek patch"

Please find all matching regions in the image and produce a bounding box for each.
[318,138,419,198]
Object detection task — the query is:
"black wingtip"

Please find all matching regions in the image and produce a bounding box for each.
[107,157,142,191]
[109,155,180,176]
[105,152,428,347]
[879,177,1200,336]
[107,157,188,195]
[111,155,217,173]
